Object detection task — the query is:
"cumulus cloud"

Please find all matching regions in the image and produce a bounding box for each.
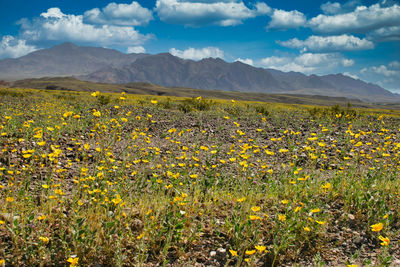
[235,58,254,66]
[18,8,151,46]
[278,34,374,52]
[259,53,353,74]
[389,61,400,69]
[320,0,361,15]
[127,46,146,53]
[0,35,38,59]
[83,1,153,26]
[309,3,400,34]
[361,64,399,77]
[155,0,270,27]
[267,9,306,30]
[367,25,400,41]
[360,61,400,92]
[169,47,224,60]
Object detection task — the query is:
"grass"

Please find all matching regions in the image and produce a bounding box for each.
[0,87,399,266]
[11,77,400,109]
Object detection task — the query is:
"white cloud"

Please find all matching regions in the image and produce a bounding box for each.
[40,7,64,19]
[267,9,306,30]
[0,35,38,59]
[260,56,289,67]
[389,61,400,69]
[235,58,253,66]
[169,47,224,60]
[359,61,400,92]
[309,3,400,34]
[341,58,354,67]
[361,64,399,77]
[367,25,400,41]
[83,1,153,26]
[320,2,341,15]
[127,46,146,53]
[259,53,353,74]
[320,0,360,15]
[18,8,151,46]
[278,34,374,52]
[155,0,270,27]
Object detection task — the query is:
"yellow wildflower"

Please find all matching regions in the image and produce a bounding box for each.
[67,257,79,267]
[245,250,256,255]
[39,236,50,244]
[254,245,266,253]
[249,215,262,221]
[229,249,238,256]
[251,206,261,212]
[237,197,246,202]
[93,110,101,117]
[371,222,383,232]
[378,235,390,246]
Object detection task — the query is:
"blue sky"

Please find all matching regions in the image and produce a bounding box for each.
[0,0,399,92]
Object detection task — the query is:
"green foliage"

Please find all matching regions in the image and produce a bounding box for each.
[0,87,399,266]
[178,97,214,113]
[98,94,111,105]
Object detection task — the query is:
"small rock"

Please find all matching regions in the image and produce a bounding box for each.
[217,248,226,254]
[353,236,362,245]
[210,251,217,257]
[392,259,400,265]
[348,214,355,220]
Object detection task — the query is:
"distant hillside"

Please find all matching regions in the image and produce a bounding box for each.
[0,42,146,80]
[1,42,399,103]
[12,77,400,110]
[81,53,283,92]
[81,52,399,103]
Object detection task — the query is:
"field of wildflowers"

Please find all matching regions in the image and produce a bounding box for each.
[0,87,399,266]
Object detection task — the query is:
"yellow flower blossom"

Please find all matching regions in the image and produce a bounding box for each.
[254,245,266,253]
[229,249,238,256]
[371,222,383,232]
[37,141,46,146]
[39,236,50,244]
[245,250,256,255]
[249,215,262,221]
[91,91,100,97]
[67,257,79,267]
[278,214,286,221]
[237,197,246,202]
[93,110,101,117]
[378,235,390,246]
[251,206,261,212]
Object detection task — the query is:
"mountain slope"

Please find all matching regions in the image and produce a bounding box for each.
[81,53,283,92]
[320,74,394,99]
[82,53,399,102]
[0,42,147,80]
[0,42,398,102]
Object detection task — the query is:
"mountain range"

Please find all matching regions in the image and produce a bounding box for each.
[0,42,398,102]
